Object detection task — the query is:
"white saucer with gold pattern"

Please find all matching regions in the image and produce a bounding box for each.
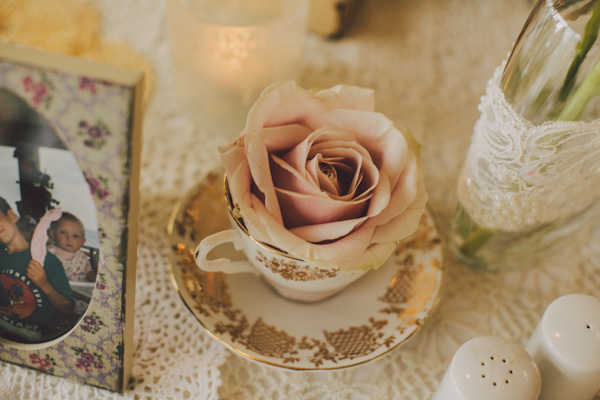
[168,172,444,370]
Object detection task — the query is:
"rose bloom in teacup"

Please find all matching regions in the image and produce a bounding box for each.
[197,81,427,302]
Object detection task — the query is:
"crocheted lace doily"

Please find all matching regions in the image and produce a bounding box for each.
[457,64,600,231]
[2,0,600,399]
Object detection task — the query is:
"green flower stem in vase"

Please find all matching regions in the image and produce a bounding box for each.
[451,0,600,271]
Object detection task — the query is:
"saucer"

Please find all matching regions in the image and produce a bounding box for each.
[167,172,444,370]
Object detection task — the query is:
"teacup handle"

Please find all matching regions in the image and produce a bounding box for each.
[194,230,259,276]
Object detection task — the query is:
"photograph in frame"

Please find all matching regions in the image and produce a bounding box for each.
[0,42,142,392]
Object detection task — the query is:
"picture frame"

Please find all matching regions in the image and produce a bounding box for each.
[0,42,143,392]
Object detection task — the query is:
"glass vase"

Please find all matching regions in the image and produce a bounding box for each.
[450,0,600,271]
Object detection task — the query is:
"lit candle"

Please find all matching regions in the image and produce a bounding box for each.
[167,0,310,140]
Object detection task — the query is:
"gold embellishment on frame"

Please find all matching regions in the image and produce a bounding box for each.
[255,251,338,281]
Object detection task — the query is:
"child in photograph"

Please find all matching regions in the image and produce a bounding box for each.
[47,212,96,283]
[0,197,75,342]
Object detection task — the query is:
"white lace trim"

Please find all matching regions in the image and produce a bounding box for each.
[457,64,600,231]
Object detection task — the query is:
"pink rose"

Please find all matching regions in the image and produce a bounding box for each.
[220,81,427,272]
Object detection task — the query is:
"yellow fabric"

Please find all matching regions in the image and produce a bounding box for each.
[0,0,153,103]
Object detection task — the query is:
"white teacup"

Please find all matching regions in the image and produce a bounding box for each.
[194,185,367,303]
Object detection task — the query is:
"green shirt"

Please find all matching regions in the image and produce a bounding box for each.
[0,249,74,338]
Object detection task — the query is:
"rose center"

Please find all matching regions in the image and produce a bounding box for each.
[319,163,337,181]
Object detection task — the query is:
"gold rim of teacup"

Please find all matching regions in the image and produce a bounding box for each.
[223,175,305,262]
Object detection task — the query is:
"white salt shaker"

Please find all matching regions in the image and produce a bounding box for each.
[525,293,600,400]
[432,336,541,400]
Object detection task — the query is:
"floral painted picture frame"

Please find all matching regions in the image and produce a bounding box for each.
[0,42,143,392]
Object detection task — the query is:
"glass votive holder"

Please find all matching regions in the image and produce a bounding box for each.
[166,0,310,141]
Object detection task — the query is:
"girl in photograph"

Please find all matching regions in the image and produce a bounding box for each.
[47,212,96,283]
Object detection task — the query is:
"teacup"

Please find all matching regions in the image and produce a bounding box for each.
[194,182,367,303]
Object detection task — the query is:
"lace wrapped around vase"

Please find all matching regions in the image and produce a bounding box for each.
[457,65,600,232]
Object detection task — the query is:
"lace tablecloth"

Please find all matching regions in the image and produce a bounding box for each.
[2,0,600,399]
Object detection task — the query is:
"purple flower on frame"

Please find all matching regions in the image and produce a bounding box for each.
[76,352,94,371]
[77,119,110,150]
[79,76,97,94]
[85,174,110,200]
[22,75,53,108]
[29,353,55,373]
[80,312,105,334]
[88,126,103,138]
[38,358,52,370]
[86,176,101,193]
[23,76,33,89]
[73,348,104,373]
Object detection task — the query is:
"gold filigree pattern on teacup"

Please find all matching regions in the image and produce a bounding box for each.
[324,318,390,358]
[255,251,338,281]
[247,318,296,358]
[379,261,441,332]
[297,318,395,367]
[168,174,444,370]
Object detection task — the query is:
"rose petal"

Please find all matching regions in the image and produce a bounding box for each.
[336,242,397,272]
[221,143,252,207]
[246,133,283,224]
[289,216,368,242]
[309,139,372,162]
[242,81,328,143]
[367,151,421,228]
[260,124,313,152]
[365,169,391,218]
[371,164,427,243]
[275,188,370,228]
[271,154,323,197]
[315,84,375,112]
